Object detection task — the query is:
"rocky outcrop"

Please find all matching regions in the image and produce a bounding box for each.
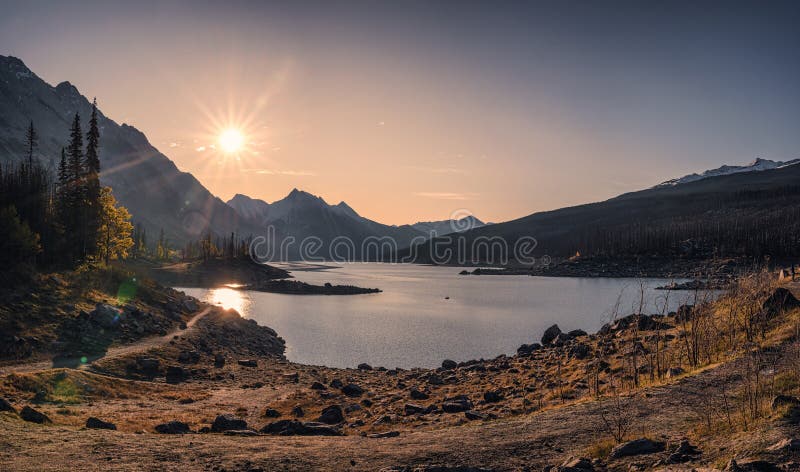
[541,324,562,345]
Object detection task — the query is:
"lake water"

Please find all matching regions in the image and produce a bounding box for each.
[180,263,700,369]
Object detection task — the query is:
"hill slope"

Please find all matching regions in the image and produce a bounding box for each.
[408,163,800,264]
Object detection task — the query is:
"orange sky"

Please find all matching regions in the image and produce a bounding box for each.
[2,1,799,225]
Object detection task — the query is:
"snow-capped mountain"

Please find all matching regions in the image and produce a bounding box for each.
[655,158,800,188]
[411,216,487,238]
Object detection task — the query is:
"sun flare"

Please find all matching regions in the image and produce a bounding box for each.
[218,128,245,153]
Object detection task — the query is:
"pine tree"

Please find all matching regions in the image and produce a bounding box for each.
[25,120,38,169]
[84,99,102,257]
[66,113,86,260]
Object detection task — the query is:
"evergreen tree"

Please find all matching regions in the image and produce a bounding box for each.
[65,113,86,260]
[84,99,102,257]
[25,120,38,169]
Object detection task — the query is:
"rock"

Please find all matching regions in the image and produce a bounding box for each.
[214,354,225,368]
[238,359,258,368]
[223,429,259,436]
[165,366,186,384]
[0,397,16,413]
[85,417,117,430]
[211,414,248,432]
[762,287,800,317]
[291,406,304,417]
[541,324,562,345]
[567,329,588,338]
[136,358,160,377]
[441,359,457,370]
[368,431,400,438]
[282,372,300,383]
[609,438,665,458]
[404,403,427,415]
[483,390,503,403]
[90,303,121,328]
[725,459,781,472]
[667,439,701,463]
[516,343,542,356]
[264,408,281,418]
[177,350,200,364]
[559,457,593,470]
[155,421,191,434]
[357,363,373,371]
[182,299,199,312]
[568,343,590,360]
[410,388,429,400]
[330,378,344,389]
[666,367,684,378]
[441,395,472,413]
[317,405,345,425]
[771,395,800,410]
[20,406,50,424]
[427,374,444,385]
[768,438,800,452]
[341,383,364,397]
[464,410,490,421]
[260,420,342,436]
[310,381,327,390]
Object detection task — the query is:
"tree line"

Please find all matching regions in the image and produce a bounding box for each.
[0,100,133,282]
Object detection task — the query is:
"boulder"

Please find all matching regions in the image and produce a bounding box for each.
[90,303,121,328]
[464,410,490,421]
[609,438,665,458]
[154,421,190,434]
[441,359,457,370]
[341,383,364,397]
[771,395,800,410]
[85,417,117,430]
[767,437,800,452]
[427,374,444,385]
[667,439,701,463]
[177,350,200,364]
[567,329,588,338]
[483,390,503,403]
[317,405,344,424]
[260,420,342,436]
[136,358,160,377]
[238,359,258,368]
[291,406,304,417]
[762,287,800,317]
[264,408,281,418]
[213,354,225,368]
[441,395,472,413]
[404,403,427,415]
[182,299,199,312]
[368,431,400,438]
[330,379,344,389]
[541,324,562,345]
[20,406,50,424]
[0,397,15,414]
[211,414,248,432]
[516,343,541,356]
[165,366,186,384]
[410,388,429,400]
[568,343,591,360]
[310,381,327,390]
[357,363,373,371]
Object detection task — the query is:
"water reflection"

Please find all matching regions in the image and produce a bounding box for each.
[206,287,250,316]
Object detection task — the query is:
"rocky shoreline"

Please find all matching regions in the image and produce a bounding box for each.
[246,279,381,295]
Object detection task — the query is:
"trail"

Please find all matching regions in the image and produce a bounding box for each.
[0,307,212,375]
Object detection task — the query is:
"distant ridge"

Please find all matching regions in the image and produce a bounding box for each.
[655,157,800,188]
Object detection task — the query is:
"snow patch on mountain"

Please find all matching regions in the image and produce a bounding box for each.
[655,158,800,188]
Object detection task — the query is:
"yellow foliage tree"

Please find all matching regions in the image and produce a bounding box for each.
[97,187,134,265]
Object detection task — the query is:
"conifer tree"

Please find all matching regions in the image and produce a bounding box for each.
[66,113,86,260]
[85,99,102,256]
[25,120,38,169]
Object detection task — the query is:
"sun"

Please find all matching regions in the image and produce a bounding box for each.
[218,128,245,153]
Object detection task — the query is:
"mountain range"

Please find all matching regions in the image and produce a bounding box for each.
[227,190,486,259]
[654,158,800,187]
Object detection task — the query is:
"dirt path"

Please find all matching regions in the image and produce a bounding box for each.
[0,307,212,375]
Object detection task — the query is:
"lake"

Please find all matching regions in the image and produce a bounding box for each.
[180,263,700,369]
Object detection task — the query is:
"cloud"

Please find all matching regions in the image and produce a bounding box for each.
[414,192,479,200]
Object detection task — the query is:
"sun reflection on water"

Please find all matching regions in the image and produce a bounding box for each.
[207,287,250,316]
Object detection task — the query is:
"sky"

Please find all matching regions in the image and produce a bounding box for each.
[1,0,799,225]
